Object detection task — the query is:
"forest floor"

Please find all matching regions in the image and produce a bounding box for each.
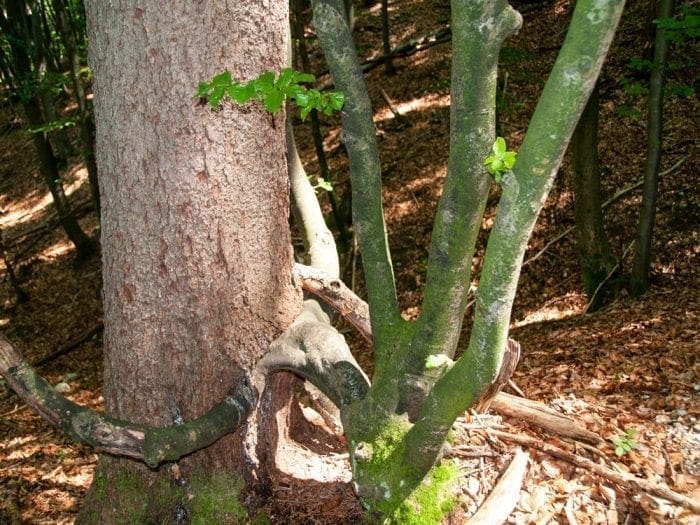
[0,0,698,523]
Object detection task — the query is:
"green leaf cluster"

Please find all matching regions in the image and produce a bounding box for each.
[655,7,700,44]
[612,427,637,456]
[197,68,344,119]
[484,137,517,183]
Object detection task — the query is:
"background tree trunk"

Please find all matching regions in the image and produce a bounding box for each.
[630,0,675,296]
[571,83,616,309]
[80,2,300,522]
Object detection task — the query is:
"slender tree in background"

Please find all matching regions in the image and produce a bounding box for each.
[0,0,625,521]
[0,0,94,260]
[571,82,617,309]
[630,0,675,295]
[381,0,395,75]
[53,0,101,218]
[290,0,351,245]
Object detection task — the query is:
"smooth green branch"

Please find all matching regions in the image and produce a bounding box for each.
[197,68,344,119]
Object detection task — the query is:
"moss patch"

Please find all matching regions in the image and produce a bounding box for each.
[351,417,458,523]
[189,470,247,525]
[389,461,459,525]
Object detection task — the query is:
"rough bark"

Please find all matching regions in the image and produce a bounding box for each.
[80,1,299,522]
[571,83,617,308]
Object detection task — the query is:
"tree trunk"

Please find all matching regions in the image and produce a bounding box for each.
[381,0,395,75]
[23,98,95,260]
[54,0,101,219]
[630,0,675,296]
[80,2,299,522]
[571,83,616,309]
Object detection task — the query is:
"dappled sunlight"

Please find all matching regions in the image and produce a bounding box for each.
[512,292,586,328]
[388,165,447,222]
[0,166,89,230]
[373,92,450,123]
[38,238,76,261]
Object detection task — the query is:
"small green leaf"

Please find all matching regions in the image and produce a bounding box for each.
[294,91,310,107]
[276,68,294,89]
[251,71,275,94]
[484,137,517,182]
[329,91,345,110]
[292,71,316,84]
[316,178,333,192]
[425,354,453,370]
[228,83,253,104]
[197,82,211,98]
[211,70,232,87]
[492,136,507,155]
[209,86,226,107]
[264,90,285,113]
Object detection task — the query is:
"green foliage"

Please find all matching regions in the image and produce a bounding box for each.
[484,137,517,183]
[425,354,453,370]
[313,176,334,192]
[612,427,638,456]
[655,6,700,43]
[197,68,345,119]
[618,7,699,110]
[27,116,79,135]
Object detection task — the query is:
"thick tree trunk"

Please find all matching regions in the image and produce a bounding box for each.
[80,2,299,522]
[571,83,616,309]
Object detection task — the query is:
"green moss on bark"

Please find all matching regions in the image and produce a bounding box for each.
[350,417,458,523]
[189,470,247,524]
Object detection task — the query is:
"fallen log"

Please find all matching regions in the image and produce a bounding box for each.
[490,392,603,445]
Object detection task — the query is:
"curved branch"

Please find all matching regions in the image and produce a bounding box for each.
[1,300,369,468]
[255,300,370,408]
[287,121,340,278]
[0,333,255,468]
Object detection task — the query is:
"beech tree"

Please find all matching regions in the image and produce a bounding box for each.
[0,0,625,522]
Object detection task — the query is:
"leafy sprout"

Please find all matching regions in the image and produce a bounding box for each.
[197,68,344,120]
[612,427,638,456]
[484,137,517,183]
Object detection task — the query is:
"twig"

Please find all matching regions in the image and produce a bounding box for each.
[317,26,451,88]
[294,262,372,343]
[490,392,603,445]
[488,429,700,513]
[507,378,525,397]
[379,88,410,127]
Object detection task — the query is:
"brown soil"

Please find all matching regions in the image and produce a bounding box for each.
[1,0,698,523]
